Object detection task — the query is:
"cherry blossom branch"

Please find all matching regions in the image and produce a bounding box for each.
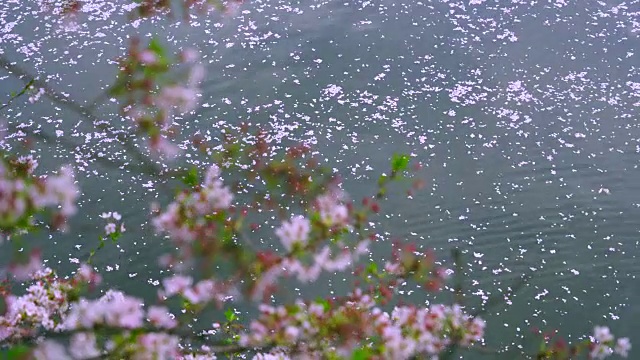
[19,323,274,357]
[0,55,163,176]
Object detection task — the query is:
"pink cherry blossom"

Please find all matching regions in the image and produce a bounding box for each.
[594,326,615,343]
[8,249,43,281]
[156,85,199,114]
[134,333,180,360]
[69,332,100,359]
[64,291,144,330]
[161,275,193,297]
[147,306,177,329]
[138,49,157,65]
[0,267,102,341]
[315,191,349,228]
[32,340,70,360]
[615,337,631,357]
[275,216,311,251]
[181,48,200,63]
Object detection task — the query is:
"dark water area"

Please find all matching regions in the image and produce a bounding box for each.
[2,0,640,357]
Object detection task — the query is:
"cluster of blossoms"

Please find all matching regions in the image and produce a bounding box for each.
[0,155,78,279]
[0,265,101,341]
[153,164,233,250]
[42,334,189,360]
[280,239,370,283]
[314,190,350,228]
[64,290,145,330]
[14,155,38,174]
[274,188,352,254]
[382,242,450,292]
[0,157,78,233]
[8,281,205,360]
[131,332,181,360]
[377,304,485,358]
[32,331,182,360]
[590,326,631,359]
[117,39,205,158]
[275,215,310,252]
[99,211,126,236]
[252,190,368,299]
[33,291,184,359]
[160,274,238,306]
[238,298,365,355]
[239,289,485,359]
[7,248,44,280]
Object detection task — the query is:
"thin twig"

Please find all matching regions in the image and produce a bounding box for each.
[86,86,115,112]
[452,247,464,305]
[0,79,35,112]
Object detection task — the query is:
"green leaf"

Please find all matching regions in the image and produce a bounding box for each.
[0,344,31,359]
[225,308,237,322]
[182,166,199,187]
[147,38,166,57]
[110,231,121,242]
[351,346,371,360]
[366,261,378,274]
[108,74,131,96]
[391,153,410,173]
[538,339,547,353]
[315,297,330,312]
[377,174,387,186]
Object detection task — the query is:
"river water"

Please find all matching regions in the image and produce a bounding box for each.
[1,0,640,358]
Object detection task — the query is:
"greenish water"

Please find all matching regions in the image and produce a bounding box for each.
[1,0,640,357]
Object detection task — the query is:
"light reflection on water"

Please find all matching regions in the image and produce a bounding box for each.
[1,0,640,357]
